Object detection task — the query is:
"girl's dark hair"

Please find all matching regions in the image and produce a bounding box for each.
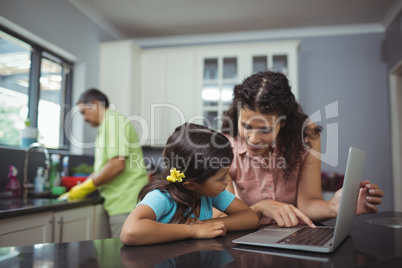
[77,88,109,108]
[222,70,322,180]
[138,123,234,223]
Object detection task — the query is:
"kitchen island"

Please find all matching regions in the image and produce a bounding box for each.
[0,211,401,267]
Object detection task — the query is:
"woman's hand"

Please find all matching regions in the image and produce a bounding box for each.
[189,221,227,239]
[356,181,384,215]
[251,200,316,228]
[330,180,384,216]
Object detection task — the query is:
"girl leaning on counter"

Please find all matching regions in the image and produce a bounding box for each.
[120,123,259,246]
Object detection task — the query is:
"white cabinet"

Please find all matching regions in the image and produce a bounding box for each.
[0,212,53,247]
[140,52,168,145]
[99,40,299,145]
[0,205,104,247]
[197,41,300,130]
[53,206,93,243]
[99,40,141,118]
[140,50,196,145]
[93,204,111,239]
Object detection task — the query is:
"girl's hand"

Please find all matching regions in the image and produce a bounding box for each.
[189,221,227,239]
[330,181,384,216]
[252,200,316,228]
[356,181,384,215]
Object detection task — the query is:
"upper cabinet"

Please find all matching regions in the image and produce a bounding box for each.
[197,41,300,131]
[100,41,142,118]
[140,50,196,146]
[100,40,299,146]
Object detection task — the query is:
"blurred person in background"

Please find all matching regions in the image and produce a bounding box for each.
[59,88,148,238]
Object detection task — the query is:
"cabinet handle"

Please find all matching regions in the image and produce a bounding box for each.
[50,215,55,243]
[58,216,64,243]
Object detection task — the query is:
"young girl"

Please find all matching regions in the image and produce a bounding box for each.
[120,123,260,246]
[221,70,384,226]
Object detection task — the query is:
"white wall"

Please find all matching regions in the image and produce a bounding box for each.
[297,33,392,210]
[385,10,402,212]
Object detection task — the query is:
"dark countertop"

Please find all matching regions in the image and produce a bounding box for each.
[0,196,104,219]
[0,211,401,267]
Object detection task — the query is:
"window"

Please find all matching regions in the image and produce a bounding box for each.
[0,28,72,149]
[201,56,238,130]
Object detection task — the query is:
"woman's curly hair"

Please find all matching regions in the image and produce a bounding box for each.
[222,71,322,180]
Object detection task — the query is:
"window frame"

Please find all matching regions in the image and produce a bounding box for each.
[0,26,73,150]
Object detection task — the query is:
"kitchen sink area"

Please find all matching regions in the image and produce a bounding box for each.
[0,146,110,247]
[0,143,101,221]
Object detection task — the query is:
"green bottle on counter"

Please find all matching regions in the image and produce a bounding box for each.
[48,154,61,191]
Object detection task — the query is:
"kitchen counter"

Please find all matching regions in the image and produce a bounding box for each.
[0,211,401,267]
[0,196,104,219]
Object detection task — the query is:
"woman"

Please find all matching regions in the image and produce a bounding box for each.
[220,70,384,226]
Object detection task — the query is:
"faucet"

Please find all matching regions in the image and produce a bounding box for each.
[23,143,50,200]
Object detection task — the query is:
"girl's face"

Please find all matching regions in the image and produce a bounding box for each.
[193,167,230,197]
[238,107,283,157]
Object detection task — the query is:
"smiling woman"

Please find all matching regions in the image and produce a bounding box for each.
[0,27,73,149]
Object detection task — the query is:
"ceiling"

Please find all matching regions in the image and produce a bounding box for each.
[71,0,400,39]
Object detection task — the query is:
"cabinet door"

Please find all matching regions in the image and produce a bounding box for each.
[197,50,241,130]
[197,41,300,131]
[141,51,197,146]
[100,41,142,118]
[54,206,94,243]
[93,204,111,239]
[0,212,53,247]
[141,53,168,146]
[166,52,196,135]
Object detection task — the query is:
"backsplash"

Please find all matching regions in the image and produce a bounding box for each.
[0,146,163,194]
[0,147,94,194]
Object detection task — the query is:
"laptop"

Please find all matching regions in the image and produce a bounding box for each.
[232,146,366,253]
[233,236,357,267]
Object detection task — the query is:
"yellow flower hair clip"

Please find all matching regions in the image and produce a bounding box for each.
[166,168,185,183]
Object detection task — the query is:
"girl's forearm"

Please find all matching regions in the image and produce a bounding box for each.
[121,219,194,246]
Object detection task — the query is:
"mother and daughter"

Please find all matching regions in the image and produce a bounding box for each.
[120,70,384,246]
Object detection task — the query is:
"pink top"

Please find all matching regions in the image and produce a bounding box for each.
[227,135,307,224]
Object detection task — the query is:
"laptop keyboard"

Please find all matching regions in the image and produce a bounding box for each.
[276,227,334,246]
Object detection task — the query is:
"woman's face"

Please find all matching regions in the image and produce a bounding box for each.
[238,107,284,157]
